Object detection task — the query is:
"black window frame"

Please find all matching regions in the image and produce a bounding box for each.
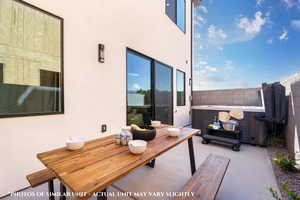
[176,69,186,106]
[126,48,174,126]
[0,0,64,118]
[0,63,3,83]
[165,0,186,33]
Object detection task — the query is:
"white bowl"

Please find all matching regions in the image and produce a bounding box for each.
[128,140,147,154]
[167,128,181,137]
[122,126,132,132]
[151,121,161,128]
[66,137,85,150]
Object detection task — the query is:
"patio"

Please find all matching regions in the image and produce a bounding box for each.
[4,136,279,200]
[1,1,300,199]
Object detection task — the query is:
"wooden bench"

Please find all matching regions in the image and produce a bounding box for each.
[174,154,230,200]
[26,169,66,200]
[26,169,56,188]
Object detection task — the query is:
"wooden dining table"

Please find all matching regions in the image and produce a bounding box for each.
[37,126,200,200]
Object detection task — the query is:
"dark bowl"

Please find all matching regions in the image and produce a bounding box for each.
[131,126,156,141]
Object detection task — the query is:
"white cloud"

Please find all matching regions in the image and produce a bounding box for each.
[195,15,207,24]
[128,73,139,77]
[281,0,300,8]
[132,83,141,90]
[237,12,266,37]
[291,20,300,31]
[279,29,288,40]
[281,0,300,7]
[199,5,208,13]
[208,25,227,39]
[218,46,224,51]
[257,0,264,6]
[267,39,273,44]
[225,60,233,65]
[205,66,218,72]
[224,60,235,70]
[282,0,294,7]
[199,60,208,65]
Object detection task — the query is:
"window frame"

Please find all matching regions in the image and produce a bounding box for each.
[176,69,186,106]
[165,0,186,33]
[0,0,64,118]
[126,48,174,126]
[0,63,3,83]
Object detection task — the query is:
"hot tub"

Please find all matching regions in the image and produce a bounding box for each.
[192,105,267,146]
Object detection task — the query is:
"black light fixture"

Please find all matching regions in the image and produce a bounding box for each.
[98,44,105,63]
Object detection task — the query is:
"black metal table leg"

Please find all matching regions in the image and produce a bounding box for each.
[188,137,196,175]
[97,188,107,200]
[146,159,156,168]
[48,180,55,200]
[60,183,66,200]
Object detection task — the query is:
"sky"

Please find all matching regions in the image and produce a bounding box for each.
[193,0,300,91]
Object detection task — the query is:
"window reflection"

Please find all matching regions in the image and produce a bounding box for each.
[155,62,173,125]
[165,0,186,32]
[127,52,152,126]
[177,70,185,106]
[0,0,63,117]
[177,0,186,32]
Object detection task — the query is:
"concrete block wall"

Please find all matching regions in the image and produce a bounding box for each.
[192,88,262,106]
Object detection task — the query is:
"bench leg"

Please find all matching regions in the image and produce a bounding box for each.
[146,159,156,168]
[97,188,107,200]
[60,183,66,200]
[48,180,55,200]
[188,137,196,175]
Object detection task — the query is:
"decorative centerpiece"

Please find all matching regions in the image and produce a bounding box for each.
[131,124,156,141]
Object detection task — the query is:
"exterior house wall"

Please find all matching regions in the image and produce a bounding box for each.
[0,0,192,196]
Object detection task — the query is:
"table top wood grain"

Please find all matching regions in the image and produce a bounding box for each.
[37,126,199,199]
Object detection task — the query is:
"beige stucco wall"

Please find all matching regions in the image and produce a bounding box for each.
[0,0,192,196]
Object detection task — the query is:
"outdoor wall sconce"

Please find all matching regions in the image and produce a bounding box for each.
[98,44,105,63]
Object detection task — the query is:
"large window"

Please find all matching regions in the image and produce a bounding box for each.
[166,0,186,32]
[127,50,173,126]
[177,70,185,106]
[0,0,63,117]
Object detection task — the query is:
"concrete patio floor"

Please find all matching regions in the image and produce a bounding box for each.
[3,136,280,200]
